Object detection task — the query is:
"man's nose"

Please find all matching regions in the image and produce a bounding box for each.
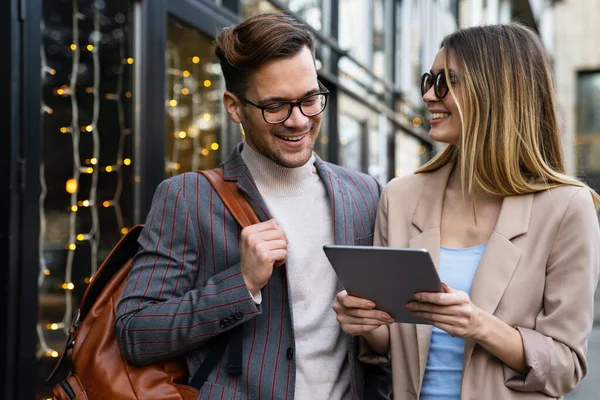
[283,105,309,128]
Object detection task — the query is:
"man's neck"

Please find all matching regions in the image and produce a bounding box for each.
[241,142,318,197]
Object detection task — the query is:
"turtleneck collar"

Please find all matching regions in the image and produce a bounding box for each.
[241,141,319,197]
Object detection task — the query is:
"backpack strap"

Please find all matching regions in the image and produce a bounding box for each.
[190,168,260,389]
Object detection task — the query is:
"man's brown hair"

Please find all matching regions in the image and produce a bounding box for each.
[214,12,315,94]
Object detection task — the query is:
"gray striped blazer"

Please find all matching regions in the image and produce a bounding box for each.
[115,142,389,399]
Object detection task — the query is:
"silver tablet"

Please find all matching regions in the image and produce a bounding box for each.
[323,245,443,325]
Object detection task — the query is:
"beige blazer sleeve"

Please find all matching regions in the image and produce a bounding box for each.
[503,188,600,396]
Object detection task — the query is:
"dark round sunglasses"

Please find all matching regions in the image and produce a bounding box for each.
[421,71,449,99]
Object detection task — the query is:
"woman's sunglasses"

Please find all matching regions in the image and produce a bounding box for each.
[421,71,449,99]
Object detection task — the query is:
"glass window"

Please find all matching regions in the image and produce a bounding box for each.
[576,71,600,172]
[38,1,134,397]
[395,131,426,177]
[165,17,227,175]
[339,93,386,181]
[339,113,364,172]
[241,0,323,30]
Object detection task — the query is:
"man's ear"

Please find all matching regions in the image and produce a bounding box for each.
[223,91,243,124]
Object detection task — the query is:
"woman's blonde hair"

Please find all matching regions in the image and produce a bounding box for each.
[416,23,600,208]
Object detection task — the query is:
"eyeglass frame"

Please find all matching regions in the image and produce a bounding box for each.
[421,71,451,99]
[231,81,330,124]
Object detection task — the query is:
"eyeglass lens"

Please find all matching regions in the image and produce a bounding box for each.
[263,94,327,123]
[421,72,449,99]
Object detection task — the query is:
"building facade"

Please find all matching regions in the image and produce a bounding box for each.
[554,0,600,191]
[0,0,548,398]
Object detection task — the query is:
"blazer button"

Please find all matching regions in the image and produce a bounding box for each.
[286,347,294,360]
[219,319,227,329]
[235,311,243,320]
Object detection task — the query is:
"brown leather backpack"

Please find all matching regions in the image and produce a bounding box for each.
[48,169,259,400]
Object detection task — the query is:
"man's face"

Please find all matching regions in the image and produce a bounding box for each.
[224,46,323,168]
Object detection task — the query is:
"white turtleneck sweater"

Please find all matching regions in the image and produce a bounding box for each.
[241,144,351,400]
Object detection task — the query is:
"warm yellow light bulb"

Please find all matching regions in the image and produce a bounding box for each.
[125,92,132,98]
[123,158,131,166]
[203,113,211,120]
[48,323,59,330]
[105,166,113,172]
[127,57,134,64]
[87,44,94,51]
[211,143,219,151]
[82,200,90,207]
[70,44,77,51]
[121,227,129,235]
[201,149,209,156]
[169,100,178,107]
[103,201,110,208]
[86,167,93,174]
[203,80,212,88]
[70,205,78,212]
[67,244,76,251]
[90,158,97,165]
[44,269,51,276]
[65,179,78,194]
[77,234,84,241]
[178,131,187,139]
[192,56,200,64]
[181,88,189,95]
[183,70,190,77]
[173,163,181,170]
[85,125,93,132]
[49,69,56,76]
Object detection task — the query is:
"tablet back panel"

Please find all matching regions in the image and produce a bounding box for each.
[323,245,442,324]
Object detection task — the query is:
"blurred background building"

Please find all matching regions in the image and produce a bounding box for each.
[0,0,597,398]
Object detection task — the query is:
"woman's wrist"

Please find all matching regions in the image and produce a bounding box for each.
[361,325,390,355]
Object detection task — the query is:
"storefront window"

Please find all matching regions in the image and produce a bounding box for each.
[339,113,364,172]
[395,131,426,177]
[576,71,600,172]
[165,17,227,175]
[38,0,134,397]
[241,0,323,30]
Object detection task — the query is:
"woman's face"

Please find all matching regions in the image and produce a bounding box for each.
[422,47,463,147]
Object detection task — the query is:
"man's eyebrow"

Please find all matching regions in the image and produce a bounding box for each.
[257,87,320,104]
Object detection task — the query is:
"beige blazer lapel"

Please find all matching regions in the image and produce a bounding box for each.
[408,163,454,378]
[463,192,534,370]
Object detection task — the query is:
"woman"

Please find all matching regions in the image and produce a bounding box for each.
[334,23,600,399]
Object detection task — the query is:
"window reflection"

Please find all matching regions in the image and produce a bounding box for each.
[576,71,600,172]
[241,0,323,30]
[38,1,134,397]
[165,18,226,175]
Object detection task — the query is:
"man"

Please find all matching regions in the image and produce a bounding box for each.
[115,12,387,399]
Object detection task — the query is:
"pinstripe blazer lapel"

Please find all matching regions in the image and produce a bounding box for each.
[222,143,272,222]
[315,155,356,245]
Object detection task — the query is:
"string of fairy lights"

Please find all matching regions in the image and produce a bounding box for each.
[38,1,132,360]
[165,39,223,176]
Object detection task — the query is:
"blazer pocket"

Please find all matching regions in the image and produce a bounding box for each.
[354,233,374,246]
[197,382,245,400]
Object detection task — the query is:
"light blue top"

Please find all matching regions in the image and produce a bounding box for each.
[420,243,487,400]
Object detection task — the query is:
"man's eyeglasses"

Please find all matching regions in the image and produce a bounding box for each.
[421,71,451,99]
[233,81,330,124]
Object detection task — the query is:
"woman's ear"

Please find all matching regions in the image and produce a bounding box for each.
[223,92,243,124]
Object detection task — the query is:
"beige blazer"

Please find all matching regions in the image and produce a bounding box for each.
[360,163,600,399]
